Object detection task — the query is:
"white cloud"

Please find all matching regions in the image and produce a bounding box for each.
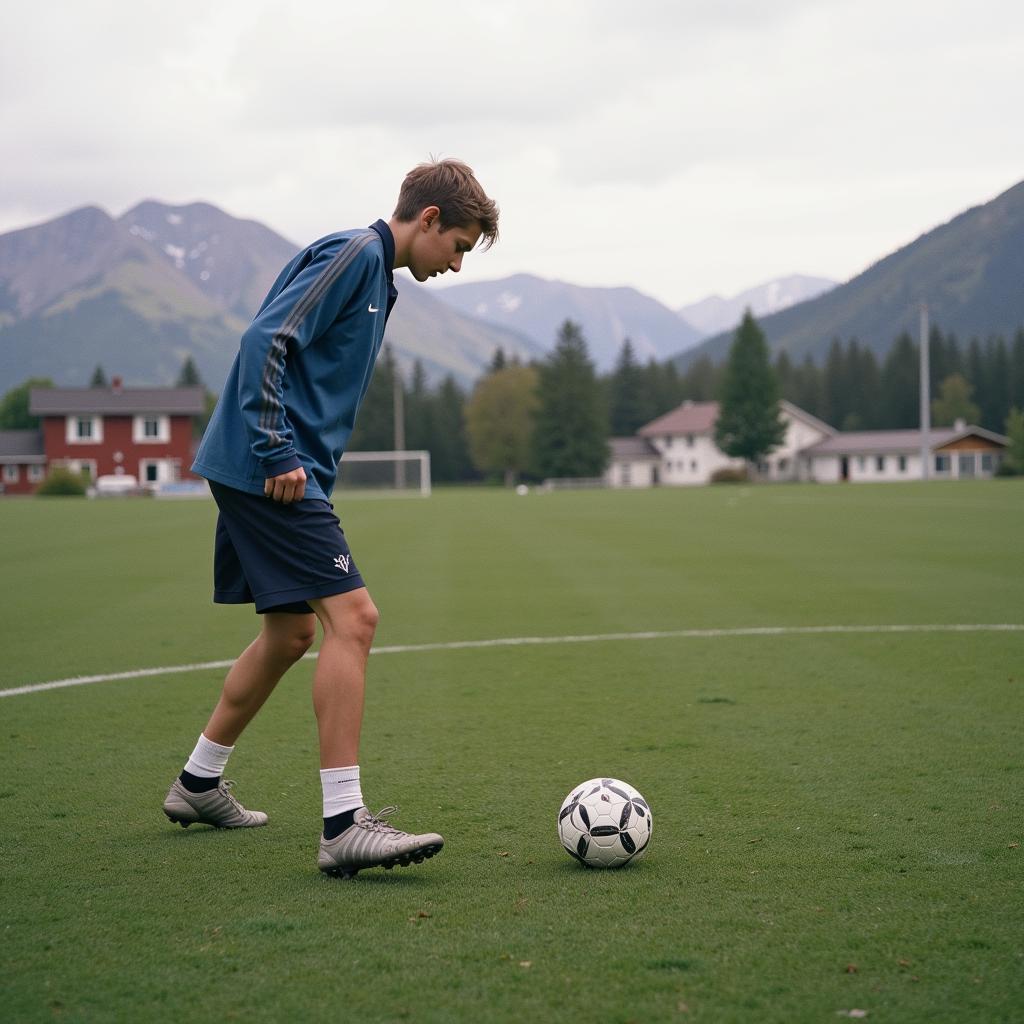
[1,0,1022,306]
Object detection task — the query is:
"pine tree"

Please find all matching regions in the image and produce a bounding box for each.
[774,351,795,403]
[713,311,786,468]
[489,347,507,373]
[608,339,647,436]
[89,365,108,388]
[530,321,609,479]
[842,340,881,430]
[431,375,475,482]
[822,339,848,428]
[176,355,204,388]
[1011,331,1024,413]
[680,355,717,403]
[981,336,1011,431]
[792,355,824,420]
[1004,407,1024,475]
[348,345,397,450]
[880,333,919,428]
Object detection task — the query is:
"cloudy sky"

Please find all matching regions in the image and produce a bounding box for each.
[2,1,1021,308]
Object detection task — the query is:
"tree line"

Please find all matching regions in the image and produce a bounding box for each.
[3,317,1023,484]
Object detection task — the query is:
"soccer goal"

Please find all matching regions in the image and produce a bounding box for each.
[337,450,432,497]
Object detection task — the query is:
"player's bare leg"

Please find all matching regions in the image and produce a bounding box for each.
[163,612,315,829]
[204,611,317,745]
[308,589,378,767]
[308,589,443,877]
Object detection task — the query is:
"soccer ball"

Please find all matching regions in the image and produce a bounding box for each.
[557,778,653,868]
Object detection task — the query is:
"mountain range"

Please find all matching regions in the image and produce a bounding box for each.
[432,274,704,367]
[2,177,1021,392]
[678,179,1024,368]
[0,202,541,392]
[675,275,835,336]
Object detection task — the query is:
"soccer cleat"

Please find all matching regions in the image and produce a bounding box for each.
[162,778,268,829]
[318,806,444,879]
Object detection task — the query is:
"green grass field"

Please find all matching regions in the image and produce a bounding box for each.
[2,481,1022,1023]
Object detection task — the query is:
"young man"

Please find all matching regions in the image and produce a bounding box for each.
[162,159,499,878]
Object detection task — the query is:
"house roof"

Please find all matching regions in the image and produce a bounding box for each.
[803,425,1008,456]
[779,400,836,437]
[608,436,660,461]
[0,430,46,462]
[29,386,207,416]
[638,401,719,437]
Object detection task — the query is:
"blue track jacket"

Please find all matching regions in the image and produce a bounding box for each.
[192,221,397,501]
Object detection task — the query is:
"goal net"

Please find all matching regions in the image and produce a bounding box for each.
[336,450,432,497]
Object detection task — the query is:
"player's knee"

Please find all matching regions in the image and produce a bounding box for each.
[264,620,316,664]
[284,625,317,662]
[348,593,380,646]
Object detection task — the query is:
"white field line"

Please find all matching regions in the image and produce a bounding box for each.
[2,623,1021,700]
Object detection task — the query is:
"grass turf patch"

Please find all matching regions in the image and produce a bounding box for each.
[1,480,1022,1021]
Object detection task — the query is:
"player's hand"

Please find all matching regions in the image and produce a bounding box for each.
[265,466,307,504]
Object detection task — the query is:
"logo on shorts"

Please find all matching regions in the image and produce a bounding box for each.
[333,553,351,572]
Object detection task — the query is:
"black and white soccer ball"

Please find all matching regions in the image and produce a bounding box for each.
[557,778,653,868]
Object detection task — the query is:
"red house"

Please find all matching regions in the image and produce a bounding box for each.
[0,430,48,495]
[0,379,206,496]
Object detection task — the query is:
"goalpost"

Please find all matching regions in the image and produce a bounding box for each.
[337,450,432,497]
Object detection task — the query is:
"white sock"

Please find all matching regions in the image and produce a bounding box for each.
[320,765,363,818]
[183,733,234,778]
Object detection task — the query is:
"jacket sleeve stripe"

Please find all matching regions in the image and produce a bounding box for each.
[258,231,377,445]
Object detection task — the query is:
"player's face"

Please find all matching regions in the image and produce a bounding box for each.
[408,212,481,282]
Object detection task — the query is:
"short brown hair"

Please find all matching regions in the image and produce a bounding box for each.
[393,158,499,250]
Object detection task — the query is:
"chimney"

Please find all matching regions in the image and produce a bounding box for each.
[111,376,123,394]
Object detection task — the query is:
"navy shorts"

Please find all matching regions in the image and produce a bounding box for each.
[209,480,366,614]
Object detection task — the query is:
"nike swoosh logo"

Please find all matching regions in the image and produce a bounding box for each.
[368,304,379,313]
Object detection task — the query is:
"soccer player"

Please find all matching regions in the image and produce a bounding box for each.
[162,159,499,878]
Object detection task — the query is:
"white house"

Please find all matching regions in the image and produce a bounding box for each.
[605,402,1008,487]
[760,401,836,482]
[606,400,834,487]
[634,401,743,486]
[800,422,1009,482]
[605,437,661,488]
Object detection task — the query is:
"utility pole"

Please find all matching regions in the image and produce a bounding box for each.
[919,302,930,481]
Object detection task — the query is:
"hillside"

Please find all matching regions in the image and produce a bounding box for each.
[432,273,704,369]
[0,203,540,391]
[676,179,1024,368]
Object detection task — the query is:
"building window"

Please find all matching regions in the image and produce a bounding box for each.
[898,456,907,472]
[620,464,632,486]
[3,465,19,483]
[958,454,976,478]
[935,455,950,473]
[691,460,698,472]
[857,457,866,471]
[686,434,694,447]
[981,453,993,472]
[133,414,170,443]
[875,456,885,472]
[66,415,103,444]
[28,465,46,482]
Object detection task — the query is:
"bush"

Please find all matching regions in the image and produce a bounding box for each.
[36,468,88,496]
[994,460,1019,478]
[710,467,749,484]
